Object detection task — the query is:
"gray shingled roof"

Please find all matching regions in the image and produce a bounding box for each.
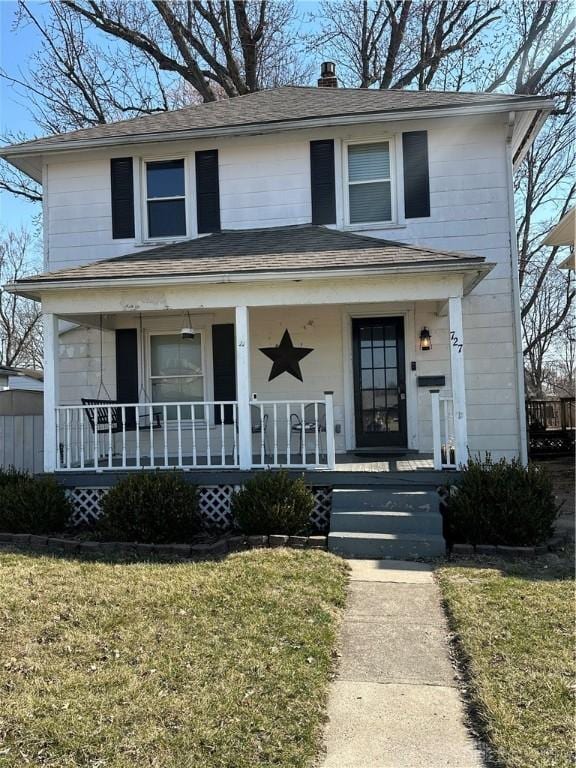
[16,225,486,286]
[2,86,549,154]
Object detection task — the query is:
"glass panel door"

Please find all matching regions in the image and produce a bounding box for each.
[352,317,407,448]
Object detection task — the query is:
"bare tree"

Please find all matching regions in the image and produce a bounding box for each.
[516,111,575,369]
[309,0,574,96]
[308,1,501,90]
[522,263,574,397]
[0,0,309,202]
[0,229,43,370]
[60,0,308,100]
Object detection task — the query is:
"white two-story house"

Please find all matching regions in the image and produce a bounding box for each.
[1,65,553,552]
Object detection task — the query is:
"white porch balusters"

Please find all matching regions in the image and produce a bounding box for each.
[430,391,442,471]
[324,391,336,470]
[43,313,60,472]
[448,296,468,467]
[235,306,252,470]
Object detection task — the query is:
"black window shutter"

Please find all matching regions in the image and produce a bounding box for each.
[196,150,221,234]
[310,140,336,224]
[110,158,135,239]
[402,131,430,218]
[115,329,138,428]
[212,324,236,425]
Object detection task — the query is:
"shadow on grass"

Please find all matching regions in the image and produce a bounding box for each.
[0,542,234,567]
[435,550,574,768]
[434,547,574,583]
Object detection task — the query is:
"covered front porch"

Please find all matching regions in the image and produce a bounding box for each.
[43,294,471,476]
[13,225,491,477]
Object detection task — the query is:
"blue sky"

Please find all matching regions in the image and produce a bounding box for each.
[0,0,321,232]
[0,0,44,230]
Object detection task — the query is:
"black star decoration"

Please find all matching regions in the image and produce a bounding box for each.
[259,330,314,382]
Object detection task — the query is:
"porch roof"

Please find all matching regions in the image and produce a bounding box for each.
[13,225,490,295]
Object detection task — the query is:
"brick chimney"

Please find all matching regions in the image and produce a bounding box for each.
[318,61,338,88]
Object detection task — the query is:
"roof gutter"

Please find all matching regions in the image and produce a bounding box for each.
[0,99,554,160]
[506,112,529,464]
[9,260,494,300]
[512,108,550,169]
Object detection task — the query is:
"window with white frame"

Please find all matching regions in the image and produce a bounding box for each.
[149,333,203,418]
[145,159,187,238]
[347,141,393,225]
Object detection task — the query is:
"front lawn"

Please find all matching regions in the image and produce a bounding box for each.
[437,555,574,768]
[0,549,348,767]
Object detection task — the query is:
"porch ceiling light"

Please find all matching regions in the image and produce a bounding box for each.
[419,327,432,351]
[181,311,197,339]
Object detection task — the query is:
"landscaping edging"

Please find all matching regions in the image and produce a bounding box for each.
[0,532,328,558]
[451,542,551,557]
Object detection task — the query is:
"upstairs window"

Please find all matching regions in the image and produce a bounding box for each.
[347,141,393,225]
[146,159,186,238]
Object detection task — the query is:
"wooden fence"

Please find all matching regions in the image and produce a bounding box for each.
[0,415,44,474]
[526,397,575,456]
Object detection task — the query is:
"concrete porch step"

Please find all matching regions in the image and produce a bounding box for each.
[332,487,439,514]
[328,532,446,560]
[329,486,445,558]
[330,509,443,535]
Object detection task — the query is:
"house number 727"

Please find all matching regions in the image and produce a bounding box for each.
[450,330,463,354]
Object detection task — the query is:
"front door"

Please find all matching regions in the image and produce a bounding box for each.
[352,317,407,448]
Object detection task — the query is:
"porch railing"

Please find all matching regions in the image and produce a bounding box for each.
[250,394,336,469]
[56,401,239,471]
[54,393,336,471]
[430,392,456,470]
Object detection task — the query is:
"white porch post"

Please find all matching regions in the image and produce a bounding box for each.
[43,312,60,472]
[324,391,336,470]
[235,306,252,470]
[448,296,468,467]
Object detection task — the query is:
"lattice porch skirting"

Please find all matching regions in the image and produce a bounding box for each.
[67,485,333,533]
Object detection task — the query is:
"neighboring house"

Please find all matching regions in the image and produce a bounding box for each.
[0,367,43,474]
[0,66,554,554]
[0,365,43,392]
[543,207,575,270]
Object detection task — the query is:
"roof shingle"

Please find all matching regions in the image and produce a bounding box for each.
[16,225,486,285]
[2,86,548,154]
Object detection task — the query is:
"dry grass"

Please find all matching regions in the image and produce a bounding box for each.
[0,549,348,767]
[437,554,574,768]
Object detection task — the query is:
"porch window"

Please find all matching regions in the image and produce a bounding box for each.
[145,159,186,238]
[347,142,392,225]
[149,333,203,419]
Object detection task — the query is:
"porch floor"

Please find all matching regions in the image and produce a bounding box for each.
[334,454,434,472]
[57,452,435,473]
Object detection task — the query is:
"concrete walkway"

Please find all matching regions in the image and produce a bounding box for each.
[320,560,484,768]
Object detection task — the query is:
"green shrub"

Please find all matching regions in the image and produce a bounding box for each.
[96,472,200,543]
[444,454,558,546]
[0,466,30,488]
[232,470,315,536]
[0,473,72,534]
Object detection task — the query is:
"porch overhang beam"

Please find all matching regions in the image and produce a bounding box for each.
[35,276,464,316]
[14,264,492,315]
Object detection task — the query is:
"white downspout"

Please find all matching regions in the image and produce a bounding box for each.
[505,112,529,464]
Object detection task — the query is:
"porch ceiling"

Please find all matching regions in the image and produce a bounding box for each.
[11,226,493,306]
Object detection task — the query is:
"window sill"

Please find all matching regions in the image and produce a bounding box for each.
[135,235,190,248]
[343,221,405,232]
